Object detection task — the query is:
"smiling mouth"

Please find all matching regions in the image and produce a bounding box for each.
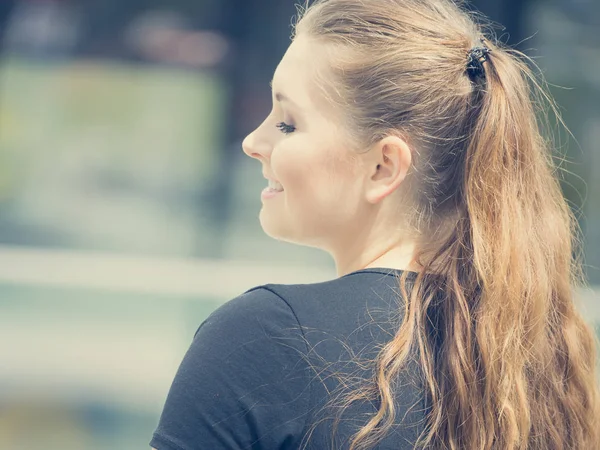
[262,186,284,199]
[267,180,284,191]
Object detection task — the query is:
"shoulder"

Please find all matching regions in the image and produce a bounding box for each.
[151,287,316,450]
[197,285,303,340]
[251,273,405,335]
[190,286,311,370]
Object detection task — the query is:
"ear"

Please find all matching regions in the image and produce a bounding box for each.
[364,135,412,205]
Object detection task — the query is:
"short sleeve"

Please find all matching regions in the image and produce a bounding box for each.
[150,287,312,450]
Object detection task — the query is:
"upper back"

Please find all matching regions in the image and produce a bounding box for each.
[261,268,425,449]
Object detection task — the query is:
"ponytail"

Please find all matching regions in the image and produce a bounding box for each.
[422,42,600,449]
[399,42,599,450]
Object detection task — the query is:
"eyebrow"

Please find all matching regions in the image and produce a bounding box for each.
[269,79,297,106]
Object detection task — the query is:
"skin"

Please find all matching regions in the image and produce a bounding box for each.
[242,35,419,278]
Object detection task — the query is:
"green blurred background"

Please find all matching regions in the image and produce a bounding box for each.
[0,0,598,449]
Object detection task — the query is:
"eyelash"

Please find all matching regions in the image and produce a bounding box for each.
[276,121,296,135]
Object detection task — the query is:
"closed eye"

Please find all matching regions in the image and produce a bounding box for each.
[276,121,296,134]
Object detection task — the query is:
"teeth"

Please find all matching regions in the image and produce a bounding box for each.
[268,180,284,191]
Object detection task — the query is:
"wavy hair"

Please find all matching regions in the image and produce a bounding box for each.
[294,0,600,448]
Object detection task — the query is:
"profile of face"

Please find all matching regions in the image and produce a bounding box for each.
[242,35,371,251]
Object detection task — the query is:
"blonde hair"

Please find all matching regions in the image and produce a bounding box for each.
[294,1,600,448]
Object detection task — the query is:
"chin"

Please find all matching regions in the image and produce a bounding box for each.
[259,210,286,238]
[259,212,302,245]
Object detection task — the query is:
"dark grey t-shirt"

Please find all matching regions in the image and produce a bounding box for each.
[150,268,425,450]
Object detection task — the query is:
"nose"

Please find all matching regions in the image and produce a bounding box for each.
[242,122,272,161]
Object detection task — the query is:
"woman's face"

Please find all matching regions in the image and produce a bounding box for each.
[242,35,369,250]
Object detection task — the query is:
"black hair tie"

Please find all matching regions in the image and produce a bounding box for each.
[466,39,492,81]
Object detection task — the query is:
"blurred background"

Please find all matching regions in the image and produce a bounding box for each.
[0,0,598,449]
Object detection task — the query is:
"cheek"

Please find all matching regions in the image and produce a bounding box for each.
[271,138,360,206]
[273,146,333,195]
[280,154,359,214]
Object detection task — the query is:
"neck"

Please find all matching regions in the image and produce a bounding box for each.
[335,238,419,278]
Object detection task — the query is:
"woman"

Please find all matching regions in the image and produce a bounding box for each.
[150,0,600,449]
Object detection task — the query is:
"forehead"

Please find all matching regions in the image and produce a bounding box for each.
[272,37,310,85]
[271,36,333,110]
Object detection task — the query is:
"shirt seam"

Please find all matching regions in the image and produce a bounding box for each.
[150,433,188,450]
[244,284,314,448]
